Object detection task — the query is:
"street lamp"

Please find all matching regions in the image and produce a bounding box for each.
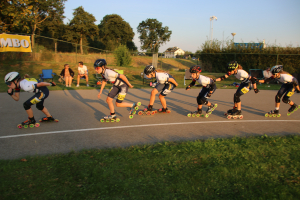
[231,33,236,43]
[210,16,217,47]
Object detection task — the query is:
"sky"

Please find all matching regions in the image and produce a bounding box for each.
[63,0,300,53]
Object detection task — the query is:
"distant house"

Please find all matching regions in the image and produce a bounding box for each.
[164,47,185,58]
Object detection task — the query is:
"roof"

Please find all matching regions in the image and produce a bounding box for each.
[165,47,184,52]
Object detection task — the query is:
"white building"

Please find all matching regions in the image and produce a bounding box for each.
[164,47,185,58]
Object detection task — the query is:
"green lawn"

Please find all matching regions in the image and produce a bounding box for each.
[1,135,299,199]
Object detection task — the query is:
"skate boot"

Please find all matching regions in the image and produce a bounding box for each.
[156,107,171,114]
[138,105,156,115]
[39,116,59,122]
[227,109,243,119]
[265,110,281,117]
[225,107,237,116]
[187,108,202,117]
[287,104,299,116]
[101,114,120,123]
[201,103,218,118]
[17,118,40,128]
[129,102,141,118]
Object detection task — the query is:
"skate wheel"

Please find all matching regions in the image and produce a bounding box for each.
[39,119,42,122]
[138,111,143,115]
[24,125,28,128]
[167,110,171,113]
[233,116,238,119]
[143,108,147,111]
[132,111,136,115]
[137,102,141,106]
[135,107,139,111]
[214,104,218,108]
[111,119,115,122]
[151,111,155,115]
[192,114,196,117]
[35,123,40,127]
[29,124,35,128]
[272,114,276,117]
[100,119,105,123]
[129,115,134,119]
[287,113,291,116]
[205,114,209,118]
[265,113,269,117]
[54,119,59,122]
[239,115,243,119]
[277,114,281,117]
[17,124,22,129]
[196,114,201,117]
[200,114,204,117]
[227,115,232,119]
[187,113,191,117]
[116,118,120,122]
[146,111,151,115]
[106,119,110,122]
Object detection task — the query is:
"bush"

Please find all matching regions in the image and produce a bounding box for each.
[114,45,132,67]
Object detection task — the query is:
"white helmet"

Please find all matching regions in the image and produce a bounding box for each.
[4,72,20,84]
[270,65,283,75]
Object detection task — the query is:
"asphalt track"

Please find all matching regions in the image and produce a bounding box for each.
[0,88,299,160]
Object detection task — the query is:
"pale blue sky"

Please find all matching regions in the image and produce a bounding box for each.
[63,0,300,52]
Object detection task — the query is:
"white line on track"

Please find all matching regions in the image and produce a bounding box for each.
[1,119,300,139]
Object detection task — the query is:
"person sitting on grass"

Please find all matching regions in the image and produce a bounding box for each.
[76,61,89,87]
[60,64,74,87]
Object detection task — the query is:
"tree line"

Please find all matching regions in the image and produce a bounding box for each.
[0,0,172,54]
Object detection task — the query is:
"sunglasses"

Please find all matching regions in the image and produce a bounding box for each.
[5,82,12,86]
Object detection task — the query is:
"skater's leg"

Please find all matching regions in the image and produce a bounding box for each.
[197,104,203,110]
[159,94,167,109]
[41,107,52,117]
[149,88,158,105]
[106,96,115,113]
[115,102,134,108]
[237,102,241,110]
[25,108,34,118]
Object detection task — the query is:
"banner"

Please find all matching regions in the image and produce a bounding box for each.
[0,33,32,52]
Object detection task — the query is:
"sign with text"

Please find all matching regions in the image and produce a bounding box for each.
[0,33,32,52]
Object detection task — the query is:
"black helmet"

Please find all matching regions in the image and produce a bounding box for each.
[144,65,155,75]
[189,65,202,73]
[227,61,238,71]
[270,65,283,75]
[94,59,107,68]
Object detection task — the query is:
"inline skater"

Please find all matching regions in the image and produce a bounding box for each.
[143,65,178,113]
[215,61,259,118]
[186,65,217,117]
[258,65,300,116]
[94,59,140,121]
[5,72,57,128]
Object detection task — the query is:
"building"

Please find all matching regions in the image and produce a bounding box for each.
[164,47,185,58]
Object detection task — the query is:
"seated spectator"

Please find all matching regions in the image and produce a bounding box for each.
[60,64,75,87]
[77,61,89,87]
[263,67,272,79]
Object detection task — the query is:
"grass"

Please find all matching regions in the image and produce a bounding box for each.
[0,135,299,199]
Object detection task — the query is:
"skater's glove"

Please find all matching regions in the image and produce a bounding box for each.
[186,86,190,90]
[7,89,14,96]
[50,82,56,87]
[254,88,259,93]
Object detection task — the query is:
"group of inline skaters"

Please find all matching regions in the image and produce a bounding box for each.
[4,59,300,127]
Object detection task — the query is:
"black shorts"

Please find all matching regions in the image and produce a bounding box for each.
[198,84,216,99]
[24,86,49,107]
[108,84,129,103]
[155,83,175,96]
[236,82,251,96]
[277,84,294,99]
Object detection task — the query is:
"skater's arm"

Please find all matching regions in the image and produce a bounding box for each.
[215,73,230,82]
[250,76,259,93]
[119,74,133,88]
[8,88,20,101]
[98,80,107,98]
[36,82,56,87]
[186,80,196,90]
[168,78,178,87]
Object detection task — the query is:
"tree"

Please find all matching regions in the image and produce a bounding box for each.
[114,45,132,67]
[65,6,98,54]
[137,19,172,53]
[98,14,135,51]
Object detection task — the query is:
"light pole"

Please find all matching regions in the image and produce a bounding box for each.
[210,16,217,47]
[231,33,236,43]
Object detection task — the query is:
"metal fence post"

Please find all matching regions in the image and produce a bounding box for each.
[276,54,279,65]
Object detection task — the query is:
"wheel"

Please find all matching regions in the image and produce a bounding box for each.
[138,111,143,115]
[54,119,59,122]
[116,118,120,122]
[233,116,238,119]
[35,123,40,127]
[39,119,42,122]
[196,114,201,117]
[167,110,171,113]
[187,113,191,117]
[287,113,291,116]
[137,102,141,106]
[239,115,243,119]
[272,114,276,117]
[106,119,110,122]
[205,114,209,118]
[146,111,151,115]
[277,114,281,117]
[29,124,35,128]
[111,119,115,122]
[132,111,136,115]
[192,114,195,117]
[227,115,232,119]
[100,119,105,122]
[151,111,155,115]
[129,115,134,119]
[17,124,22,129]
[214,104,218,108]
[265,113,269,117]
[135,107,139,110]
